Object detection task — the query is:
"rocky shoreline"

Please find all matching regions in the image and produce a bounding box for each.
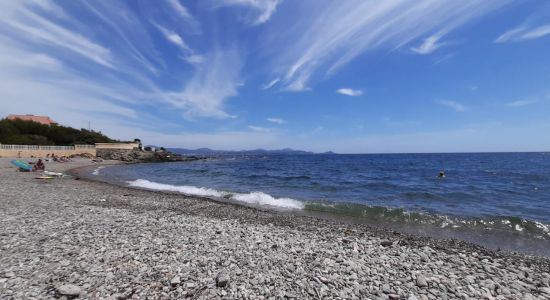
[96,149,205,163]
[1,158,549,299]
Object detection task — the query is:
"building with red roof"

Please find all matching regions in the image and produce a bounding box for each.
[7,114,57,126]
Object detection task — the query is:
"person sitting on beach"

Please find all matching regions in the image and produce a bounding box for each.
[33,159,45,171]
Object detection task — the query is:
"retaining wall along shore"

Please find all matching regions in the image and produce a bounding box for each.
[0,145,96,158]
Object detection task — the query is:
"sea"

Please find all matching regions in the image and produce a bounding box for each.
[88,152,550,257]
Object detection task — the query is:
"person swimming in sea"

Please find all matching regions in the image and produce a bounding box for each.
[439,170,446,178]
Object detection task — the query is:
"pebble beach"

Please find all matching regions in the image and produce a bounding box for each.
[1,158,550,300]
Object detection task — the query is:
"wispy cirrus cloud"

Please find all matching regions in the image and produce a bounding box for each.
[506,100,538,107]
[153,23,192,52]
[266,0,509,91]
[163,49,243,119]
[262,78,280,90]
[0,1,113,68]
[166,0,201,33]
[411,35,445,54]
[215,0,282,25]
[437,100,468,112]
[495,3,550,43]
[336,88,363,97]
[267,117,286,124]
[0,0,242,138]
[248,125,270,132]
[495,24,550,43]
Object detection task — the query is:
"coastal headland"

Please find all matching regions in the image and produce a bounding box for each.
[1,158,549,299]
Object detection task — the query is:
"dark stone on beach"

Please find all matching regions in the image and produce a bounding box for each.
[56,284,81,297]
[380,240,393,247]
[216,271,229,287]
[271,244,278,249]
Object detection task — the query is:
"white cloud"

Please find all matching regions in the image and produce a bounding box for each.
[411,35,444,54]
[164,0,201,34]
[522,24,550,40]
[0,2,113,68]
[495,27,525,43]
[262,78,280,90]
[248,125,270,132]
[433,53,455,65]
[163,49,243,119]
[506,100,538,107]
[0,51,139,135]
[267,117,286,124]
[167,0,192,19]
[153,23,192,52]
[183,54,206,64]
[0,0,243,143]
[266,0,508,91]
[336,88,363,97]
[80,0,163,75]
[215,0,282,25]
[437,100,468,112]
[496,24,550,43]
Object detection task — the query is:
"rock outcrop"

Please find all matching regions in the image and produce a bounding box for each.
[96,149,203,163]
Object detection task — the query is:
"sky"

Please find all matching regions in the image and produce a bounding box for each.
[0,0,549,153]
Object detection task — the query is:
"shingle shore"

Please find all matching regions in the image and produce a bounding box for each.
[1,158,549,299]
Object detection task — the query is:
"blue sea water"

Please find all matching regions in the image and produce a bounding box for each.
[90,153,550,256]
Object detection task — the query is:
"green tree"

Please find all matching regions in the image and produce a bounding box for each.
[0,118,119,145]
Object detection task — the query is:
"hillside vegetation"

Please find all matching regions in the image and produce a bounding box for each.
[0,118,118,145]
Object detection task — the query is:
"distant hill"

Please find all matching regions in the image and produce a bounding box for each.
[169,147,316,155]
[0,118,118,145]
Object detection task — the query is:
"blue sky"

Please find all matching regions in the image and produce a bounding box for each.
[0,0,549,153]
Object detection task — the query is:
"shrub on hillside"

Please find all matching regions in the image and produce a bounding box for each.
[0,118,118,145]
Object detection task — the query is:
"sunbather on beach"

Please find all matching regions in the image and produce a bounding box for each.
[33,159,45,171]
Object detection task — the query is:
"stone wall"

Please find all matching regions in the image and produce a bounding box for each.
[0,144,96,158]
[0,148,96,158]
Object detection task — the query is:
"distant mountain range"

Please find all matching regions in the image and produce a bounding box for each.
[168,147,333,155]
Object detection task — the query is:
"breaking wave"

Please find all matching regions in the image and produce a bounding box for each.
[125,180,549,239]
[126,179,305,210]
[305,202,550,239]
[92,166,106,175]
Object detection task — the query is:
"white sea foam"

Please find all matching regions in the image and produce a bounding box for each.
[231,191,304,210]
[126,179,304,210]
[92,166,105,175]
[127,179,227,198]
[534,221,550,234]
